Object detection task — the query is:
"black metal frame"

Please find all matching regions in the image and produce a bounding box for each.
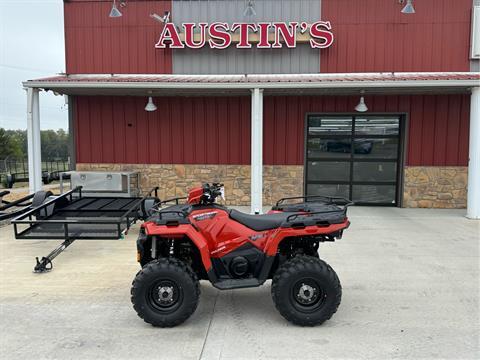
[274,195,353,208]
[273,195,353,224]
[12,187,155,240]
[304,113,406,206]
[0,192,35,221]
[11,186,159,272]
[155,196,188,207]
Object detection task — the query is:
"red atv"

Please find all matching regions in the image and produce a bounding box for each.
[131,183,352,327]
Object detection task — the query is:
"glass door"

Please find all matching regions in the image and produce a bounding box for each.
[305,115,402,206]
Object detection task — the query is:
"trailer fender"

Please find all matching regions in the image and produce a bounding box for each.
[32,191,54,218]
[31,190,53,207]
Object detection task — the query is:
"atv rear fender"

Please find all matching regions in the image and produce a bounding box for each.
[264,219,350,256]
[141,222,212,271]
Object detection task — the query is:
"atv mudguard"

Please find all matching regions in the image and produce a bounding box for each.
[142,222,213,271]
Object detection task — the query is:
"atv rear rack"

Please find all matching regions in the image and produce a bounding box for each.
[272,195,353,230]
[274,195,354,209]
[12,186,159,272]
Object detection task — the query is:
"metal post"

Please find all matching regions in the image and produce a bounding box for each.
[26,88,34,193]
[26,88,42,193]
[250,88,264,214]
[467,87,480,219]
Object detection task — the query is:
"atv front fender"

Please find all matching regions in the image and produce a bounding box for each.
[142,222,212,271]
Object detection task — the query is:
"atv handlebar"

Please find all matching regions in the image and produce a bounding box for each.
[201,183,224,204]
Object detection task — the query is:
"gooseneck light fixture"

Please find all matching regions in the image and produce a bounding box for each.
[400,0,415,14]
[109,0,122,18]
[145,97,157,112]
[244,0,256,17]
[355,91,368,113]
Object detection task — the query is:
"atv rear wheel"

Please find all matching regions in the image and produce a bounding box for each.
[131,258,200,327]
[271,256,341,326]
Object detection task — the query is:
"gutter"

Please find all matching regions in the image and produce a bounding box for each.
[22,80,480,90]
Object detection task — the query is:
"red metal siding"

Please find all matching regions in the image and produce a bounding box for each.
[76,95,469,167]
[263,95,470,166]
[64,0,172,74]
[320,0,472,73]
[75,96,251,164]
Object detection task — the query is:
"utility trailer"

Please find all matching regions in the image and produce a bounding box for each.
[0,190,41,222]
[11,186,159,272]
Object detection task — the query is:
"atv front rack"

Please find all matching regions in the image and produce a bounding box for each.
[150,209,190,226]
[157,196,188,206]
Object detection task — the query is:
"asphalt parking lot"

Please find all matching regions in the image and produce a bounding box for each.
[0,207,478,360]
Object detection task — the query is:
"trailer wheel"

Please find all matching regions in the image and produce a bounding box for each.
[271,256,341,326]
[131,258,200,327]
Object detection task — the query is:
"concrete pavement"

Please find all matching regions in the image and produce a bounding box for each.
[0,207,478,359]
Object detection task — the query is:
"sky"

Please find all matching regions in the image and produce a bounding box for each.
[0,0,67,130]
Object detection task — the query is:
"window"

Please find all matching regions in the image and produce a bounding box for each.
[305,115,403,206]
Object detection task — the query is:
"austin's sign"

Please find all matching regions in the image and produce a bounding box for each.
[155,21,334,49]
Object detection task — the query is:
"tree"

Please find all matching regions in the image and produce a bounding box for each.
[0,128,70,161]
[40,129,69,160]
[0,128,23,159]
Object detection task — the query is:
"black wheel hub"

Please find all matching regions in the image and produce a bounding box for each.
[291,278,326,312]
[148,279,183,313]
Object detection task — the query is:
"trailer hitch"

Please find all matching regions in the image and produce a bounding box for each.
[33,239,75,273]
[34,257,53,273]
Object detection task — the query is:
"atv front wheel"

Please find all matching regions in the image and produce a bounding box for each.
[271,256,341,326]
[131,258,200,327]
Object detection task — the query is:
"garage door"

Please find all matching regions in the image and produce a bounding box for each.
[305,115,403,206]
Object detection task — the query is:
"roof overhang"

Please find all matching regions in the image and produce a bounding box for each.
[23,72,480,97]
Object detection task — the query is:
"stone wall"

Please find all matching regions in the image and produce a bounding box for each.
[403,166,467,208]
[76,163,304,206]
[76,163,468,208]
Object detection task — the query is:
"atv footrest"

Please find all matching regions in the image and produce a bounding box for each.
[212,277,264,290]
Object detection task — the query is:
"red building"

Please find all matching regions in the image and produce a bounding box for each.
[24,0,480,217]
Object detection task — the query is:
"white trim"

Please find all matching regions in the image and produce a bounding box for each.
[22,80,480,92]
[471,6,480,59]
[26,88,42,193]
[26,88,34,193]
[467,87,480,219]
[251,88,263,214]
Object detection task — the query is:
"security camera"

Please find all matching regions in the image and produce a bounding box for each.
[162,11,171,23]
[150,11,170,24]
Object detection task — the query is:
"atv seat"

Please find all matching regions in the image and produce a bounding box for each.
[229,209,289,231]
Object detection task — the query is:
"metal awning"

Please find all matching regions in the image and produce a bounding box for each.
[22,72,480,218]
[23,72,480,96]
